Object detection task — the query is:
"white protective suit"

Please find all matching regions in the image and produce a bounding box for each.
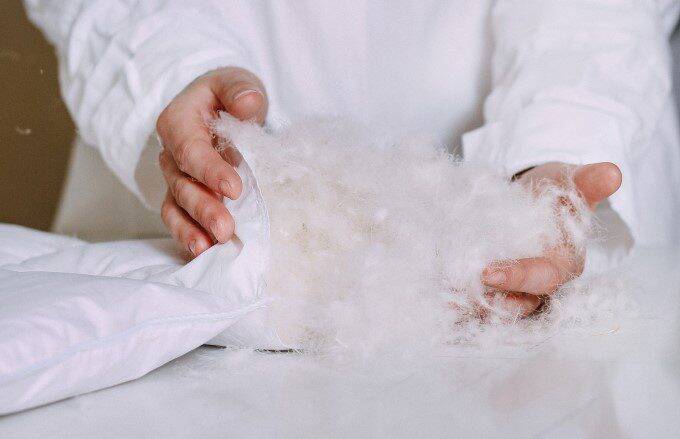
[23,0,680,245]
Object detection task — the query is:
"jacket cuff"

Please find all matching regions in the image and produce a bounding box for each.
[462,100,638,241]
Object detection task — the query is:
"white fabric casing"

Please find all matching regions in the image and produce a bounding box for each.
[0,221,269,415]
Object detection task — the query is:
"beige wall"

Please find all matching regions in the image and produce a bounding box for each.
[0,0,74,231]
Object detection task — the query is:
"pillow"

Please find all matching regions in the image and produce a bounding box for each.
[0,267,262,414]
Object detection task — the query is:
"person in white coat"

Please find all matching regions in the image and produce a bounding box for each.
[23,1,680,314]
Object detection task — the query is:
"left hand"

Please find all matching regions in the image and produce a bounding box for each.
[480,161,622,317]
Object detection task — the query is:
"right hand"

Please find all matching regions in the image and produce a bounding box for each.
[156,67,268,257]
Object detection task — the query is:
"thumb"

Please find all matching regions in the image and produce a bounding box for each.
[212,67,268,125]
[573,162,622,209]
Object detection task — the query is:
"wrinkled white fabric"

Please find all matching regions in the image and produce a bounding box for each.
[23,0,680,246]
[0,225,266,414]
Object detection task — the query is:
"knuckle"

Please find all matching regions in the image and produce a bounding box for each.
[509,265,526,289]
[209,161,229,181]
[193,197,213,222]
[174,142,193,172]
[174,137,211,174]
[200,164,217,187]
[170,178,188,200]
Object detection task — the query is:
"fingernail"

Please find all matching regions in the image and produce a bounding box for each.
[219,180,232,197]
[232,88,263,102]
[188,240,197,256]
[210,219,227,242]
[482,270,506,286]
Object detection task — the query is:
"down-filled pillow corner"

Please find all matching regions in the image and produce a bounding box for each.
[0,269,261,415]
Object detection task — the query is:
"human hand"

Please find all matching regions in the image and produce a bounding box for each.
[480,162,622,317]
[156,67,267,257]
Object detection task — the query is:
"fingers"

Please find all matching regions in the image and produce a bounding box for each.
[172,134,242,200]
[159,150,235,243]
[481,160,616,316]
[161,191,212,257]
[156,67,269,254]
[157,96,243,200]
[573,162,622,209]
[210,67,268,124]
[516,161,622,211]
[156,68,268,201]
[481,253,581,296]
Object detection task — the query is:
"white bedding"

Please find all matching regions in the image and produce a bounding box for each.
[0,223,275,414]
[1,246,678,438]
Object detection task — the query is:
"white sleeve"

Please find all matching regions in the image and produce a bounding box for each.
[23,0,260,206]
[462,0,679,238]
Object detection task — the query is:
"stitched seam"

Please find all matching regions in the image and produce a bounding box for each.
[0,300,266,385]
